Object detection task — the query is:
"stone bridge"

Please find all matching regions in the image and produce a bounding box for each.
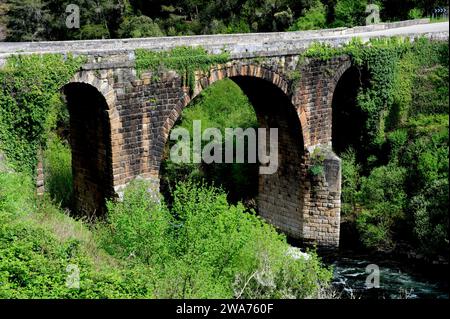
[0,20,448,247]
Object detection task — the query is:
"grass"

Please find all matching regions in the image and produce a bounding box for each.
[429,16,449,23]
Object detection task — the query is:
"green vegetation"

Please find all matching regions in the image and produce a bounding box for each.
[0,54,85,175]
[43,135,73,208]
[333,0,369,27]
[305,38,448,256]
[135,46,229,91]
[3,0,448,41]
[161,79,258,205]
[0,170,153,298]
[118,15,164,38]
[289,0,327,31]
[0,169,332,298]
[0,0,448,297]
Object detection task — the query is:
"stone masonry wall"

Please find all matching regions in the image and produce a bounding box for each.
[61,53,346,247]
[2,19,448,247]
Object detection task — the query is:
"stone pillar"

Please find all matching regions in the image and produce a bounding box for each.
[36,150,45,196]
[302,146,341,247]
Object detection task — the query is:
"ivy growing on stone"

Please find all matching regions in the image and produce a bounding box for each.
[134,46,230,93]
[0,54,86,175]
[303,37,414,146]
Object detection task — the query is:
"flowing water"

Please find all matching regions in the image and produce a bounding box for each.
[326,255,449,299]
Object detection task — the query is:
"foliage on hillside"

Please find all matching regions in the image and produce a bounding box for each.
[0,54,85,175]
[0,168,332,298]
[305,38,448,256]
[3,0,448,41]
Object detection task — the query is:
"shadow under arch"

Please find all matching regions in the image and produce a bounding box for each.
[158,66,307,239]
[331,64,368,249]
[331,65,366,156]
[62,82,115,216]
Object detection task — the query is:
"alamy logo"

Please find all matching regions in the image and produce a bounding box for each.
[365,264,380,288]
[66,4,80,29]
[170,120,279,175]
[66,264,80,289]
[366,4,381,25]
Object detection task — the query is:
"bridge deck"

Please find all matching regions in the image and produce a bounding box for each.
[0,20,448,62]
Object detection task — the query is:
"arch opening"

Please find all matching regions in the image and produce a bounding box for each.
[331,65,367,249]
[62,82,114,216]
[332,66,366,158]
[159,74,306,239]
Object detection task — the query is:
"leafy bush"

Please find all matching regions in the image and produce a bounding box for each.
[0,171,155,299]
[99,180,332,298]
[356,164,406,249]
[410,178,448,256]
[43,135,73,208]
[118,16,164,38]
[80,24,110,39]
[0,171,35,221]
[386,129,408,161]
[289,1,327,31]
[100,180,172,266]
[224,19,252,34]
[333,0,368,27]
[340,148,361,215]
[407,8,423,20]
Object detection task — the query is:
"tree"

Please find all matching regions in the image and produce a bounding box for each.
[118,15,164,38]
[289,0,327,30]
[333,0,368,27]
[5,0,49,41]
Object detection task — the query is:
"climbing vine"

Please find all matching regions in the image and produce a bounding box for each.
[304,37,411,146]
[135,46,230,93]
[304,37,449,253]
[0,54,86,174]
[302,37,447,147]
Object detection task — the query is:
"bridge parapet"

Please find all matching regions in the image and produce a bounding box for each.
[0,19,448,67]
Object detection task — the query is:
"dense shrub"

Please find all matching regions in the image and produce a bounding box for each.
[0,54,84,174]
[118,16,164,38]
[0,171,155,298]
[98,180,332,298]
[289,0,327,31]
[43,135,73,208]
[333,0,368,27]
[408,8,423,20]
[99,180,172,266]
[356,164,407,249]
[340,148,361,215]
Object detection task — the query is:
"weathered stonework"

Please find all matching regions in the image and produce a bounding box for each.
[2,19,446,248]
[57,55,347,247]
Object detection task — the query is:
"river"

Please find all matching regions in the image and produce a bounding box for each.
[323,253,449,299]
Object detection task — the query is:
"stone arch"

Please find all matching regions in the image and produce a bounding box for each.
[330,57,353,92]
[157,63,308,239]
[161,64,294,147]
[69,70,117,111]
[329,57,366,155]
[327,56,353,148]
[61,73,117,216]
